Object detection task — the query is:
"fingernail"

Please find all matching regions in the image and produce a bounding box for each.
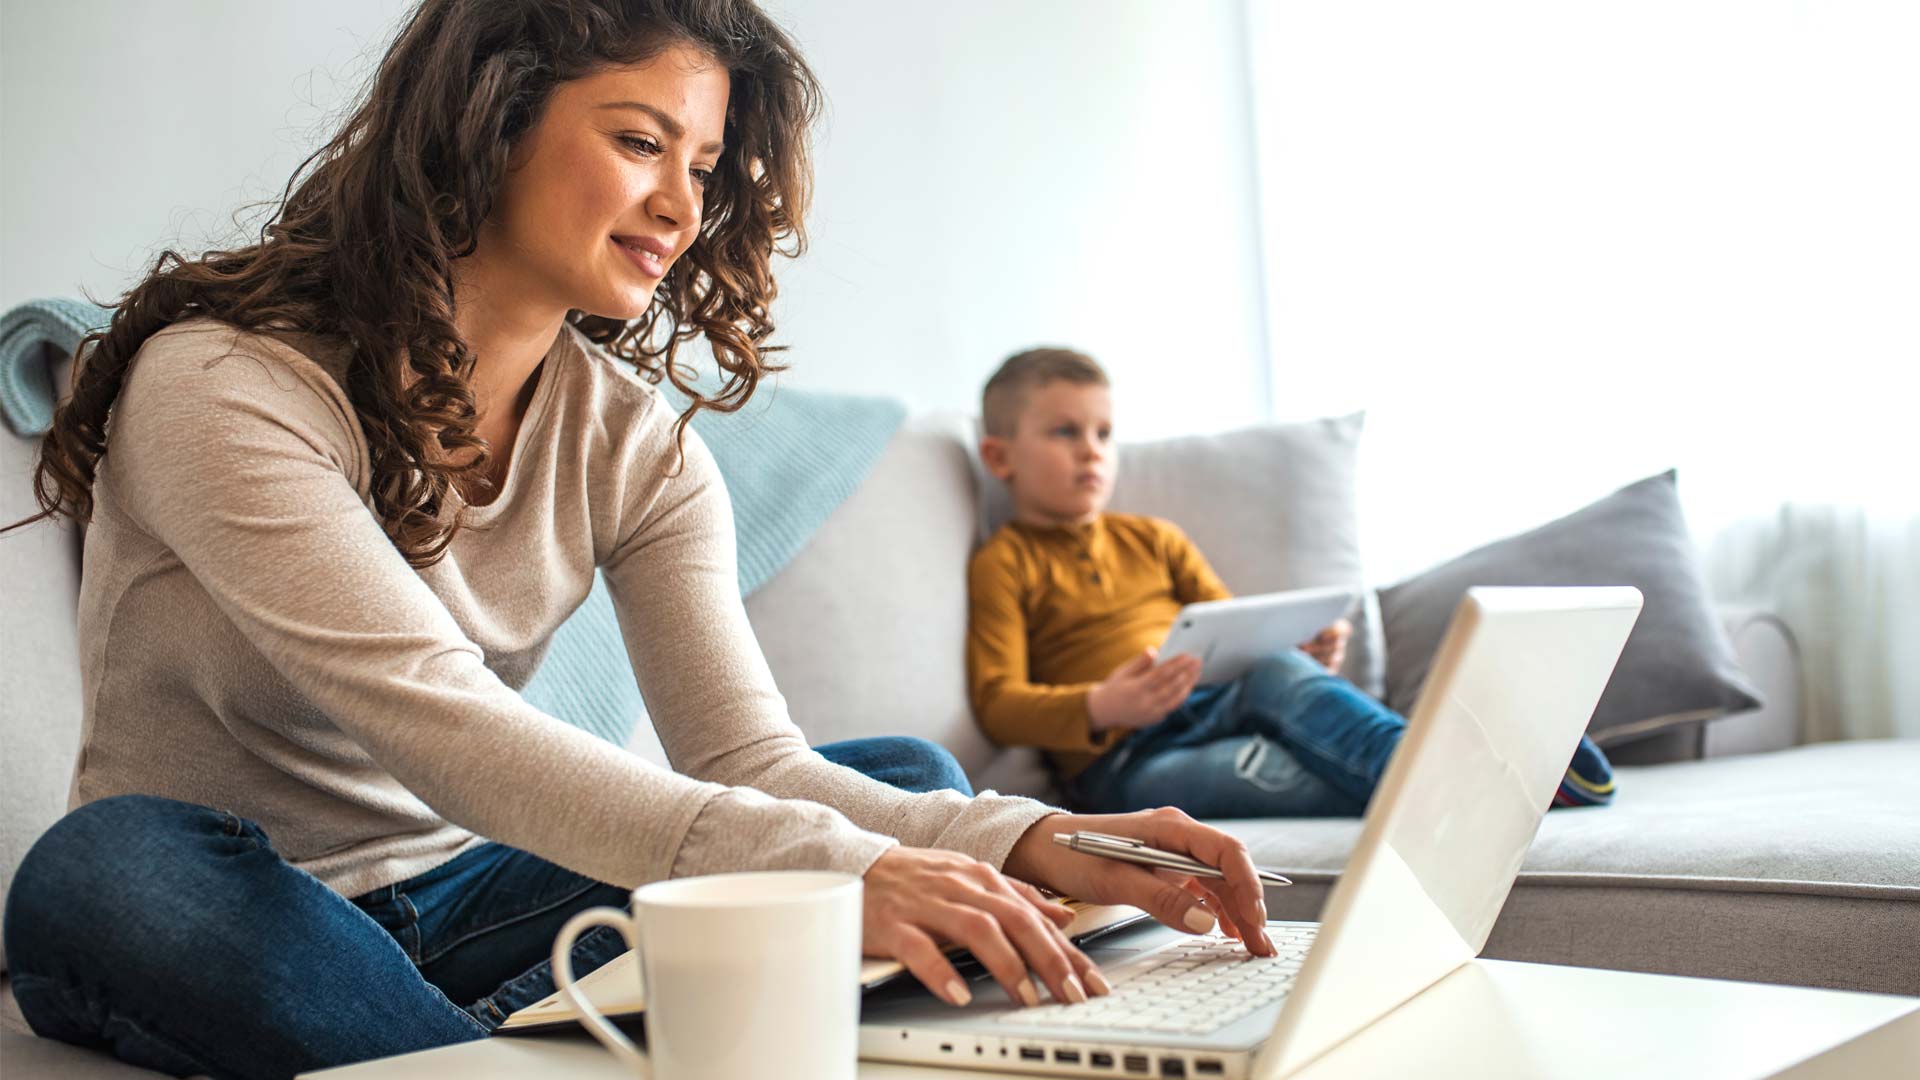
[1261,930,1277,955]
[946,978,972,1006]
[1086,968,1113,996]
[1017,978,1040,1008]
[1183,907,1217,933]
[1062,974,1088,1004]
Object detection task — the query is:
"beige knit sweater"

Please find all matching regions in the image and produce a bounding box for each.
[70,316,1057,899]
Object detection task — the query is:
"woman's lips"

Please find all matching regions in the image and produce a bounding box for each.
[611,236,665,279]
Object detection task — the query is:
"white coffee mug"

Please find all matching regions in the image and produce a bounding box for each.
[551,871,864,1080]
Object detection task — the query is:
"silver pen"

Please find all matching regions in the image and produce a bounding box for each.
[1052,831,1292,888]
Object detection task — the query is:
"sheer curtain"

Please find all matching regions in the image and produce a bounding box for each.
[1243,0,1919,739]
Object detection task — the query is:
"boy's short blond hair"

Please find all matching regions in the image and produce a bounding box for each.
[981,347,1110,438]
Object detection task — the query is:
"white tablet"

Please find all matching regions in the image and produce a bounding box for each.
[1159,584,1363,686]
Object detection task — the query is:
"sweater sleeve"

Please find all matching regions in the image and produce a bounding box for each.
[107,334,914,888]
[600,421,1060,874]
[1162,521,1234,605]
[966,539,1123,755]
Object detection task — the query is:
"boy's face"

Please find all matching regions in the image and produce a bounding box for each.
[981,380,1117,526]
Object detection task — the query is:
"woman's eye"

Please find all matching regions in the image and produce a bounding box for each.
[622,136,712,187]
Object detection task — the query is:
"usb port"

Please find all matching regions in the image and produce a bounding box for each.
[1056,1049,1083,1064]
[1020,1047,1046,1061]
[1125,1055,1152,1074]
[1160,1058,1187,1078]
[1196,1061,1225,1076]
[1091,1051,1116,1068]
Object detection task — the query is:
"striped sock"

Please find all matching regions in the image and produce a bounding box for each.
[1553,734,1616,808]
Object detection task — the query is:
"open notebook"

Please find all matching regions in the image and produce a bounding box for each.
[496,900,1150,1035]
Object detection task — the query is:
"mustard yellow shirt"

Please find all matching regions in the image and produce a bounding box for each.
[966,513,1233,779]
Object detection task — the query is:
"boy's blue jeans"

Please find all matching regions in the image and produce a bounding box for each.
[2,736,970,1080]
[1067,649,1403,818]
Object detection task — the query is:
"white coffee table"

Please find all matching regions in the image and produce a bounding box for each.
[306,959,1920,1079]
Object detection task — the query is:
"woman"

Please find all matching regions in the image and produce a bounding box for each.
[1,2,1272,1077]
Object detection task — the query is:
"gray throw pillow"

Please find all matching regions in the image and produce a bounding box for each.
[1377,469,1763,747]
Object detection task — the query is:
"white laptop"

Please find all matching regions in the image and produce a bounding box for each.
[1157,585,1363,686]
[860,585,1643,1079]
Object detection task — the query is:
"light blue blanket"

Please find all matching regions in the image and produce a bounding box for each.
[1,298,905,746]
[0,298,114,437]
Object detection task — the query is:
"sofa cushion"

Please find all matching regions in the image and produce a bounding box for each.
[1,393,85,975]
[1229,739,1920,995]
[1378,469,1764,752]
[969,411,1386,700]
[742,416,1051,793]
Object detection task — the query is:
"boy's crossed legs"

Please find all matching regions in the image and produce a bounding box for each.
[1067,650,1613,818]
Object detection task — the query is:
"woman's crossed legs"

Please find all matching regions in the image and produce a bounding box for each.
[2,736,966,1080]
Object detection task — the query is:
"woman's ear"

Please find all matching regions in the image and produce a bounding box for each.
[978,435,1014,481]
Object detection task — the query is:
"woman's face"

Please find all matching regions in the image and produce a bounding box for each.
[483,42,730,322]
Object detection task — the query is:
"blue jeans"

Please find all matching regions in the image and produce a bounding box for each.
[2,736,971,1080]
[1067,649,1404,818]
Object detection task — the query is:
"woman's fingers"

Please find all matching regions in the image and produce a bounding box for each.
[1145,810,1272,953]
[1038,892,1113,996]
[1150,868,1237,940]
[970,860,1105,1004]
[1184,877,1239,940]
[1008,877,1076,928]
[885,922,973,1007]
[1114,860,1226,936]
[926,900,1043,1008]
[1007,878,1114,996]
[967,880,1091,1004]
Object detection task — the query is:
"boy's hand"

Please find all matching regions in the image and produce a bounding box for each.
[1298,618,1352,673]
[1087,647,1203,732]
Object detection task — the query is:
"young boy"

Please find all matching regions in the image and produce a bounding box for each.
[966,347,1616,817]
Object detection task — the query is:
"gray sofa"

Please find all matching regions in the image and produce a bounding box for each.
[4,382,1916,1077]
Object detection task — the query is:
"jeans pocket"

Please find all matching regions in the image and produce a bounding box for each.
[351,889,424,964]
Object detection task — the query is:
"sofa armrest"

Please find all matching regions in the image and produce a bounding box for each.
[1704,604,1805,758]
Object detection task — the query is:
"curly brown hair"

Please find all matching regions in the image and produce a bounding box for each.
[7,0,822,566]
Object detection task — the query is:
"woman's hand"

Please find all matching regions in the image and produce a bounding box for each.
[1001,809,1277,956]
[862,845,1113,1009]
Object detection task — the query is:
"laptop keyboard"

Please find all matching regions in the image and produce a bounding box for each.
[994,926,1317,1037]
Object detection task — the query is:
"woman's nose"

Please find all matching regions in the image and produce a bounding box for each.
[647,172,700,231]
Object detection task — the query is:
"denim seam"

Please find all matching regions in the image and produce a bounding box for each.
[414,876,615,968]
[345,900,491,1040]
[400,894,423,963]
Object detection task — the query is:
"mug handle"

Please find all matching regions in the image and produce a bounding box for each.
[552,906,645,1073]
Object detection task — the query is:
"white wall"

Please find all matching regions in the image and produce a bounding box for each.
[1245,0,1920,584]
[1,0,1272,440]
[0,1,405,313]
